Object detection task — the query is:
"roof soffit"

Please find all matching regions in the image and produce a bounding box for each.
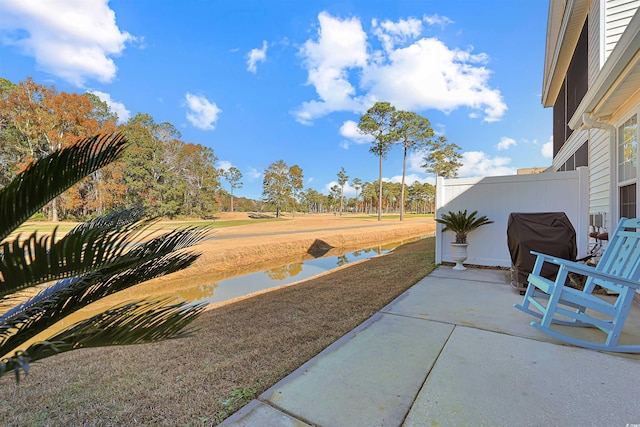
[569,8,640,129]
[542,0,590,107]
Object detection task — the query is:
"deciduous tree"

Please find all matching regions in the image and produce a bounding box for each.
[262,160,289,215]
[288,164,304,216]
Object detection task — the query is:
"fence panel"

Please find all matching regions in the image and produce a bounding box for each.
[435,167,589,267]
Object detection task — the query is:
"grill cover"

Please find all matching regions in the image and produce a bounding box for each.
[507,212,577,290]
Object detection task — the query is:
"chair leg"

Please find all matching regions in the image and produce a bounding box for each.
[605,292,635,347]
[538,268,569,329]
[514,282,541,318]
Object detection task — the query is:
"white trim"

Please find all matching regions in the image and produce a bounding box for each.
[614,110,640,220]
[600,0,607,68]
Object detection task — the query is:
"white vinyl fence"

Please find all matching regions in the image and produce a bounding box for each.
[435,167,589,267]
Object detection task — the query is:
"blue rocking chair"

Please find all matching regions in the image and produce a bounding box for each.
[514,217,640,352]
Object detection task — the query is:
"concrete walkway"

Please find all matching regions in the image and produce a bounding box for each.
[220,266,640,427]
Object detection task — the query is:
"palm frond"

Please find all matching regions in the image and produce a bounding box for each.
[0,214,157,298]
[0,299,206,382]
[435,209,493,244]
[0,241,203,355]
[66,207,146,235]
[0,133,128,241]
[0,132,213,383]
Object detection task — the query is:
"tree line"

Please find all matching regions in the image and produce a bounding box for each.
[0,77,253,220]
[261,101,463,219]
[1,77,461,221]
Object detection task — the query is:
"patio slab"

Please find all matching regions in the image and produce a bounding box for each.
[256,312,453,427]
[405,325,640,426]
[385,266,640,353]
[220,266,640,426]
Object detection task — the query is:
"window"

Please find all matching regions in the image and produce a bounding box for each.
[618,114,638,219]
[552,18,588,157]
[560,141,588,171]
[618,115,637,183]
[620,184,636,219]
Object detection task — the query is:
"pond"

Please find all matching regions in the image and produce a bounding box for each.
[192,236,428,306]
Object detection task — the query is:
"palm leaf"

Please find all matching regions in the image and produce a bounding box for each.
[0,132,213,382]
[0,133,128,242]
[0,299,206,382]
[0,208,211,299]
[0,215,156,298]
[0,229,206,354]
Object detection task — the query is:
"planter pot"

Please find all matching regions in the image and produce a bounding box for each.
[450,243,469,271]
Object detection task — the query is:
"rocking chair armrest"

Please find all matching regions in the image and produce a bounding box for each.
[529,251,640,290]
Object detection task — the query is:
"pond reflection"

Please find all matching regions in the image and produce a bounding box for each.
[193,238,419,306]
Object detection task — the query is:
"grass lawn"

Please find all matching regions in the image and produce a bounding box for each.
[0,237,436,425]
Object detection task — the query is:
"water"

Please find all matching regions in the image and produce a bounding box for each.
[193,238,424,306]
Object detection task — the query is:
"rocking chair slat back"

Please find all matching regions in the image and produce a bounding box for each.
[594,218,640,292]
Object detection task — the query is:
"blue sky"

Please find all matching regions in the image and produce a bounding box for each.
[0,0,552,200]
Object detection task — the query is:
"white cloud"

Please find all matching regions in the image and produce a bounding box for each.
[89,90,130,123]
[496,136,516,151]
[294,12,506,124]
[247,40,268,73]
[293,12,368,124]
[388,173,432,185]
[459,151,517,177]
[247,167,262,180]
[407,149,428,173]
[185,93,222,130]
[0,0,134,86]
[372,17,422,52]
[423,14,454,29]
[362,38,505,121]
[323,180,356,198]
[216,160,233,171]
[339,120,374,144]
[542,135,553,158]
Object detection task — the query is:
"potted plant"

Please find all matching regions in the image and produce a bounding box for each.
[435,209,494,270]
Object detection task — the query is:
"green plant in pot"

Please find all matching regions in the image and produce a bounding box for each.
[436,209,494,270]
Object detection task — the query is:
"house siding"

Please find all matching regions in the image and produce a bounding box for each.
[587,127,611,214]
[605,0,640,60]
[589,0,601,80]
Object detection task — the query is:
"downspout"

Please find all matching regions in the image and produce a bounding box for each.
[581,113,617,229]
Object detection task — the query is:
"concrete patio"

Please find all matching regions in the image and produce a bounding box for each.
[220,266,640,426]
